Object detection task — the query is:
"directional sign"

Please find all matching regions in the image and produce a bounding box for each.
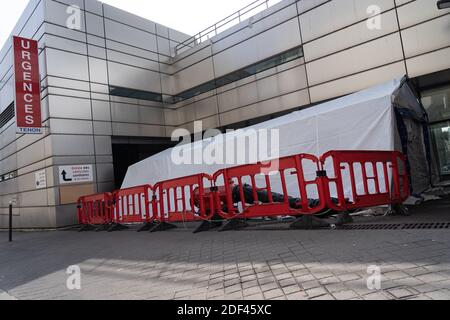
[35,169,47,189]
[59,165,93,185]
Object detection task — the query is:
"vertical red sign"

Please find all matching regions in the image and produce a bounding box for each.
[13,36,42,134]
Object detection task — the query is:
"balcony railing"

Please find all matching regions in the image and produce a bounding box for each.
[174,0,282,55]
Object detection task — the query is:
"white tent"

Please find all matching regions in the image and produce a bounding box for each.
[122,76,433,199]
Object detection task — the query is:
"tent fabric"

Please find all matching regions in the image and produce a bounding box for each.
[122,76,432,199]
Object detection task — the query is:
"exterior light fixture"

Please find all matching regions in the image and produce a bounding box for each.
[437,0,450,9]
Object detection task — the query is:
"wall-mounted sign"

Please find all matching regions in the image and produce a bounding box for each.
[35,169,47,189]
[13,36,42,134]
[59,165,94,185]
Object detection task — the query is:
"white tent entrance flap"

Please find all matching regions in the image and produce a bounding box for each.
[122,76,433,201]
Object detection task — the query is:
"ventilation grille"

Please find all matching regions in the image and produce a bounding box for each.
[0,102,15,129]
[339,222,450,230]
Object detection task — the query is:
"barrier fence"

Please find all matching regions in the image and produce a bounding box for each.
[77,150,410,232]
[77,192,112,227]
[154,173,215,224]
[320,151,409,212]
[213,153,326,220]
[111,185,155,224]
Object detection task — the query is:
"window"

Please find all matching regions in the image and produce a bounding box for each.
[168,45,304,103]
[421,85,450,123]
[0,102,15,129]
[0,171,17,182]
[430,121,450,177]
[421,84,450,180]
[109,86,163,103]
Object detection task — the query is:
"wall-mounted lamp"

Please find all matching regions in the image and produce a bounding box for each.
[437,0,450,9]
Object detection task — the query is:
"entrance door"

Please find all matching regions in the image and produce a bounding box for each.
[421,85,450,181]
[112,137,177,189]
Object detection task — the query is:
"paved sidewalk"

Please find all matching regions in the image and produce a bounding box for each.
[1,225,449,300]
[1,196,450,300]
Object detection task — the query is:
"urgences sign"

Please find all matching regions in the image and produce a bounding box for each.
[13,36,42,134]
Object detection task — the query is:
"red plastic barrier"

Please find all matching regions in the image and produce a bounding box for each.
[77,150,411,230]
[77,192,112,225]
[320,150,410,211]
[213,154,327,220]
[111,185,155,224]
[154,174,215,223]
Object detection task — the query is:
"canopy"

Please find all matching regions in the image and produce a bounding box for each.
[122,76,433,198]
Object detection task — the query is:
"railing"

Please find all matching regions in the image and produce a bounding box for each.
[174,0,283,55]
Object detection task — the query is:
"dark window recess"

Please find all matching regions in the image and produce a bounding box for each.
[109,86,163,102]
[0,102,15,129]
[112,138,177,189]
[166,45,304,104]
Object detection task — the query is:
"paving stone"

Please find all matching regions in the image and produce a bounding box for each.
[325,282,347,293]
[282,285,302,295]
[383,271,410,280]
[416,273,448,283]
[286,292,308,300]
[278,278,297,288]
[363,291,393,300]
[305,287,328,298]
[243,286,262,297]
[244,293,265,300]
[260,282,280,292]
[413,283,442,293]
[387,288,417,299]
[312,294,335,300]
[338,273,362,282]
[242,280,259,289]
[295,274,315,283]
[263,288,284,299]
[301,280,321,290]
[331,290,359,300]
[424,290,450,300]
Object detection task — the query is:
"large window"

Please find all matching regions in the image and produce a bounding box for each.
[109,86,163,103]
[421,85,450,123]
[430,121,450,177]
[168,45,304,103]
[108,46,304,105]
[0,102,15,129]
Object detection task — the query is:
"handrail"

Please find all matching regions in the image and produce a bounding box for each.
[174,0,282,55]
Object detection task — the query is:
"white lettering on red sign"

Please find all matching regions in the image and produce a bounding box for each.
[13,36,42,134]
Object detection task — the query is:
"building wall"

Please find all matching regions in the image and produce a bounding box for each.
[0,0,449,228]
[0,0,189,228]
[165,0,450,132]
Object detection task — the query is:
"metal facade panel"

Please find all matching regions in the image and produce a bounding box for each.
[299,0,395,43]
[401,15,450,58]
[306,33,404,86]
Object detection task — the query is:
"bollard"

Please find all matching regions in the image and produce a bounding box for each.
[9,201,13,242]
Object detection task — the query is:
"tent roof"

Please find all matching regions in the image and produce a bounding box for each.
[122,77,408,189]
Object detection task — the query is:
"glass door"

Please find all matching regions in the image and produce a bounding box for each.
[430,121,450,179]
[421,85,450,181]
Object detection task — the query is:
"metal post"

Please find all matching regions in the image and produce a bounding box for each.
[9,202,13,242]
